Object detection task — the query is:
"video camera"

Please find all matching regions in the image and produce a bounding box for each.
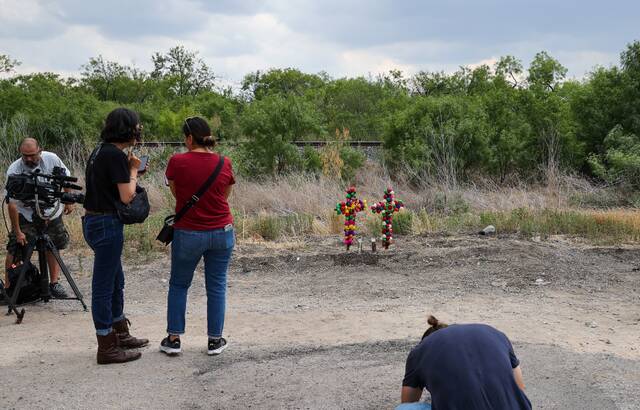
[5,166,84,218]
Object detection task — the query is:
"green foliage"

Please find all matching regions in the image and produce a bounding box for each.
[588,125,640,187]
[527,51,568,92]
[242,68,327,100]
[384,95,489,184]
[251,213,315,240]
[0,73,105,146]
[238,94,322,175]
[151,46,216,97]
[322,76,408,140]
[2,41,640,185]
[252,214,283,240]
[0,54,21,74]
[392,211,413,235]
[338,146,365,181]
[302,146,323,174]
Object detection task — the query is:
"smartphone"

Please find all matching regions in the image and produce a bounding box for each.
[138,155,149,172]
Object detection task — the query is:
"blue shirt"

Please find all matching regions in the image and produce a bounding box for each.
[403,324,532,410]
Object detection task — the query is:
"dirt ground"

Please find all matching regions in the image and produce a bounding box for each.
[1,234,639,410]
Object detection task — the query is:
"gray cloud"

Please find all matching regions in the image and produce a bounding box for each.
[1,0,638,81]
[40,0,204,38]
[274,0,638,50]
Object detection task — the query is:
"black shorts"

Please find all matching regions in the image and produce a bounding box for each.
[6,215,70,254]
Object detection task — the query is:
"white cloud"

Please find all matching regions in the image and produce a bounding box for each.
[1,0,635,83]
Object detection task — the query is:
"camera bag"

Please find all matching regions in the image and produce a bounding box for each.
[88,144,150,225]
[156,155,225,245]
[114,184,150,225]
[3,247,42,305]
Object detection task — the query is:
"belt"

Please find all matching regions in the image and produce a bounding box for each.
[85,210,116,216]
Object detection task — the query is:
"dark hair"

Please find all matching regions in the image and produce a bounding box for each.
[421,315,448,340]
[101,108,141,143]
[183,117,215,147]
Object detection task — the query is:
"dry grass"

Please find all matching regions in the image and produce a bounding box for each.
[2,154,640,258]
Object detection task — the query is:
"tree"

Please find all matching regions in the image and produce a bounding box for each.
[0,73,104,146]
[527,51,568,92]
[241,68,327,101]
[322,77,390,140]
[80,56,160,104]
[620,41,640,136]
[570,66,624,156]
[81,56,128,101]
[588,125,640,187]
[377,69,409,94]
[0,54,21,74]
[152,46,216,97]
[494,56,523,88]
[384,96,490,186]
[480,79,531,181]
[239,94,323,175]
[410,70,466,96]
[621,40,640,74]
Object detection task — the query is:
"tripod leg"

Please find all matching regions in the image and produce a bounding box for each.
[47,242,88,311]
[6,245,34,323]
[0,279,18,318]
[36,238,51,303]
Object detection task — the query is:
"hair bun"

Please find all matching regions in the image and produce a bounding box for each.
[427,315,439,327]
[202,135,215,147]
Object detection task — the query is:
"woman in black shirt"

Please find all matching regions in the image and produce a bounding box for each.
[83,108,148,365]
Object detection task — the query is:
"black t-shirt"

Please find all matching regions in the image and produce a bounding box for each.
[83,143,130,213]
[403,324,532,410]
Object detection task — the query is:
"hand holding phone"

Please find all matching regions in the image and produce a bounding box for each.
[137,155,149,174]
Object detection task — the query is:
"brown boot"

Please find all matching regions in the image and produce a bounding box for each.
[113,318,149,349]
[96,331,141,365]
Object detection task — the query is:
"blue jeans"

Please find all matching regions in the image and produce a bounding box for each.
[167,227,235,338]
[82,215,126,336]
[395,403,431,410]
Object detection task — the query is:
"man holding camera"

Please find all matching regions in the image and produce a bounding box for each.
[3,138,73,298]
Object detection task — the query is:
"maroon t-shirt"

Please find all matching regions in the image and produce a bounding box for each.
[165,152,235,230]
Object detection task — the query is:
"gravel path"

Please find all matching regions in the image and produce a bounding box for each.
[2,235,639,409]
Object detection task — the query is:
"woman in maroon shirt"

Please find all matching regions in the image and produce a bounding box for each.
[160,117,235,356]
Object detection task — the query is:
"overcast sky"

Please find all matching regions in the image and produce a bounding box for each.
[1,0,638,86]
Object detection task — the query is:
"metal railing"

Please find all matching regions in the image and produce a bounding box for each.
[137,140,383,148]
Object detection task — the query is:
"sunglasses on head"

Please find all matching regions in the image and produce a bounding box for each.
[184,117,196,136]
[133,124,144,141]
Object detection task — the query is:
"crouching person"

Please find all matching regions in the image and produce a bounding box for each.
[397,316,531,410]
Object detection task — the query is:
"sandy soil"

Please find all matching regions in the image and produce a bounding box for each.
[1,234,639,409]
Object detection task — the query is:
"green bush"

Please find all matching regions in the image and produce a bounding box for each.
[588,125,640,188]
[339,146,366,182]
[238,94,323,175]
[393,211,414,234]
[251,213,315,240]
[383,95,490,182]
[302,146,323,174]
[252,214,283,240]
[433,191,470,215]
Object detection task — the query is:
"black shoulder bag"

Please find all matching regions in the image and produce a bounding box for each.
[156,155,226,245]
[88,144,150,225]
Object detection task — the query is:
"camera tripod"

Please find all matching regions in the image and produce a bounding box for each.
[1,216,87,324]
